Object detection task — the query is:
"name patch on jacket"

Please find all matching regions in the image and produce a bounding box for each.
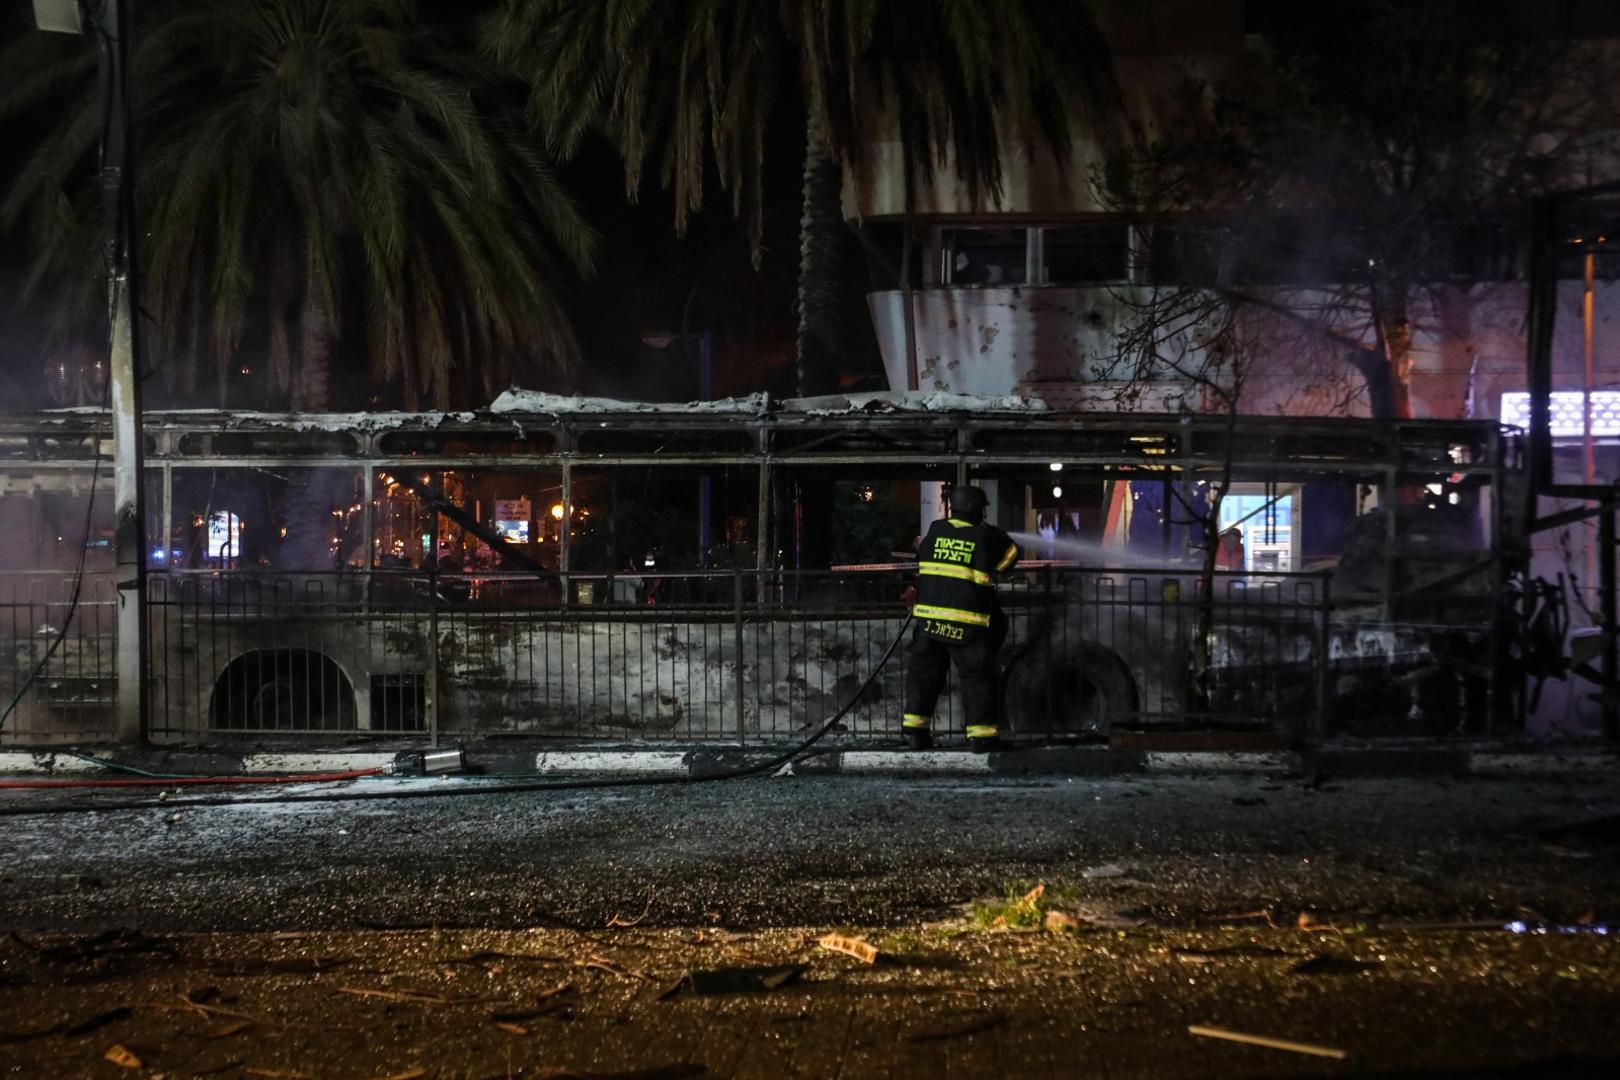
[931,537,976,563]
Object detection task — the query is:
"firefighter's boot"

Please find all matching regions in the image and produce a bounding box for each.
[902,715,933,750]
[966,725,1003,753]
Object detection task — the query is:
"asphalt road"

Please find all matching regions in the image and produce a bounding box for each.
[1,773,1616,934]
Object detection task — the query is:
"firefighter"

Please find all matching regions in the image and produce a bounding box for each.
[902,485,1021,752]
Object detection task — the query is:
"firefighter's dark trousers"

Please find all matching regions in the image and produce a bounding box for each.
[902,613,1006,740]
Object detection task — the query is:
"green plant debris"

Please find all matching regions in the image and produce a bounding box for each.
[972,883,1051,930]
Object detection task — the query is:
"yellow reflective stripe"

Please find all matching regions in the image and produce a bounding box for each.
[913,604,991,627]
[996,544,1020,571]
[946,518,973,527]
[966,725,1000,738]
[902,714,930,729]
[918,562,993,586]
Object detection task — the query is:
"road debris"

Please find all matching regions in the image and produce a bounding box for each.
[607,894,656,928]
[1043,910,1082,931]
[526,1066,706,1079]
[818,934,880,964]
[446,949,563,967]
[0,1023,63,1046]
[103,1043,143,1068]
[64,1006,132,1036]
[1292,954,1380,975]
[1081,864,1127,879]
[1202,908,1278,927]
[578,955,653,982]
[1188,1023,1348,1059]
[491,983,576,1021]
[973,884,1053,928]
[335,987,455,1005]
[686,964,805,995]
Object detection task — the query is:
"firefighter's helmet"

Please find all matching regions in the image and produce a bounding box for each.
[948,484,989,523]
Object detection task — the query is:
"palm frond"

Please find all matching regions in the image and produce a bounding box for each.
[4,0,595,408]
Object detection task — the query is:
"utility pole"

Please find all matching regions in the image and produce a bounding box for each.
[36,0,147,742]
[1583,249,1601,615]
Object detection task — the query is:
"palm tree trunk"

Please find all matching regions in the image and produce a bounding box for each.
[796,89,843,398]
[292,287,332,413]
[790,97,847,568]
[275,270,345,570]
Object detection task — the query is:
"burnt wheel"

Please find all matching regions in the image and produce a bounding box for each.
[1003,642,1138,738]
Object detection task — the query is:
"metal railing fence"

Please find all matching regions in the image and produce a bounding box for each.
[0,566,1502,744]
[0,571,118,744]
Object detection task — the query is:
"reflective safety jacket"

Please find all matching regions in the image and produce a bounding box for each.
[913,517,1021,641]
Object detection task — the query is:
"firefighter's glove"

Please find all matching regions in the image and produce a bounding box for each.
[901,585,918,609]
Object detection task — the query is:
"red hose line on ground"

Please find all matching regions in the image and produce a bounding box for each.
[0,768,384,790]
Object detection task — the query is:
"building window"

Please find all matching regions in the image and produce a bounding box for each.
[1039,223,1130,284]
[1145,222,1224,286]
[939,227,1029,286]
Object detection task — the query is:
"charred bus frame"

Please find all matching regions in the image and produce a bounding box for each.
[0,402,1518,743]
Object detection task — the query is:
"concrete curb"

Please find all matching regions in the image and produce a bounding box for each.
[0,745,1614,781]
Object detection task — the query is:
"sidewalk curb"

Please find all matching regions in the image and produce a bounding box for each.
[0,745,1615,781]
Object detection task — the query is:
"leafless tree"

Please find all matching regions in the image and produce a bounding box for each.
[1096,1,1620,420]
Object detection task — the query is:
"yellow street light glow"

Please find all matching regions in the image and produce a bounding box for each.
[550,503,565,521]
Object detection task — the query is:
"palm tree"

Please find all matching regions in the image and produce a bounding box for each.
[1,0,597,410]
[484,0,1118,396]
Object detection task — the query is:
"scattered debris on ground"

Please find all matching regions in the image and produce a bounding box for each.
[3,923,1614,1077]
[817,933,880,964]
[1187,1024,1348,1059]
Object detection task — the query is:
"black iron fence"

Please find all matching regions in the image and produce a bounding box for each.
[0,567,1502,745]
[0,570,118,745]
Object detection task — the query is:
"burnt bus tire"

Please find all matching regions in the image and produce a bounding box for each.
[1002,642,1138,738]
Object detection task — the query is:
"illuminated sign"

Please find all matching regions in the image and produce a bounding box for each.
[495,519,530,543]
[494,497,531,543]
[1500,391,1620,436]
[207,511,241,559]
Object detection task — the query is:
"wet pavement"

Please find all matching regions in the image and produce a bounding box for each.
[0,774,1615,933]
[1,774,1617,1077]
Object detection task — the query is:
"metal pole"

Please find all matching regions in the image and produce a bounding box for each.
[733,567,746,746]
[427,560,439,747]
[1526,197,1559,493]
[559,462,572,601]
[1314,573,1332,738]
[99,0,147,744]
[1382,465,1399,618]
[1584,250,1599,612]
[698,333,714,566]
[755,459,771,572]
[1602,507,1617,740]
[902,219,920,391]
[159,462,171,568]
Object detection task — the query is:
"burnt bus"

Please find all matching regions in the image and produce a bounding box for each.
[0,395,1521,746]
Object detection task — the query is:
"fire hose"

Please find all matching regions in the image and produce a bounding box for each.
[0,614,913,816]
